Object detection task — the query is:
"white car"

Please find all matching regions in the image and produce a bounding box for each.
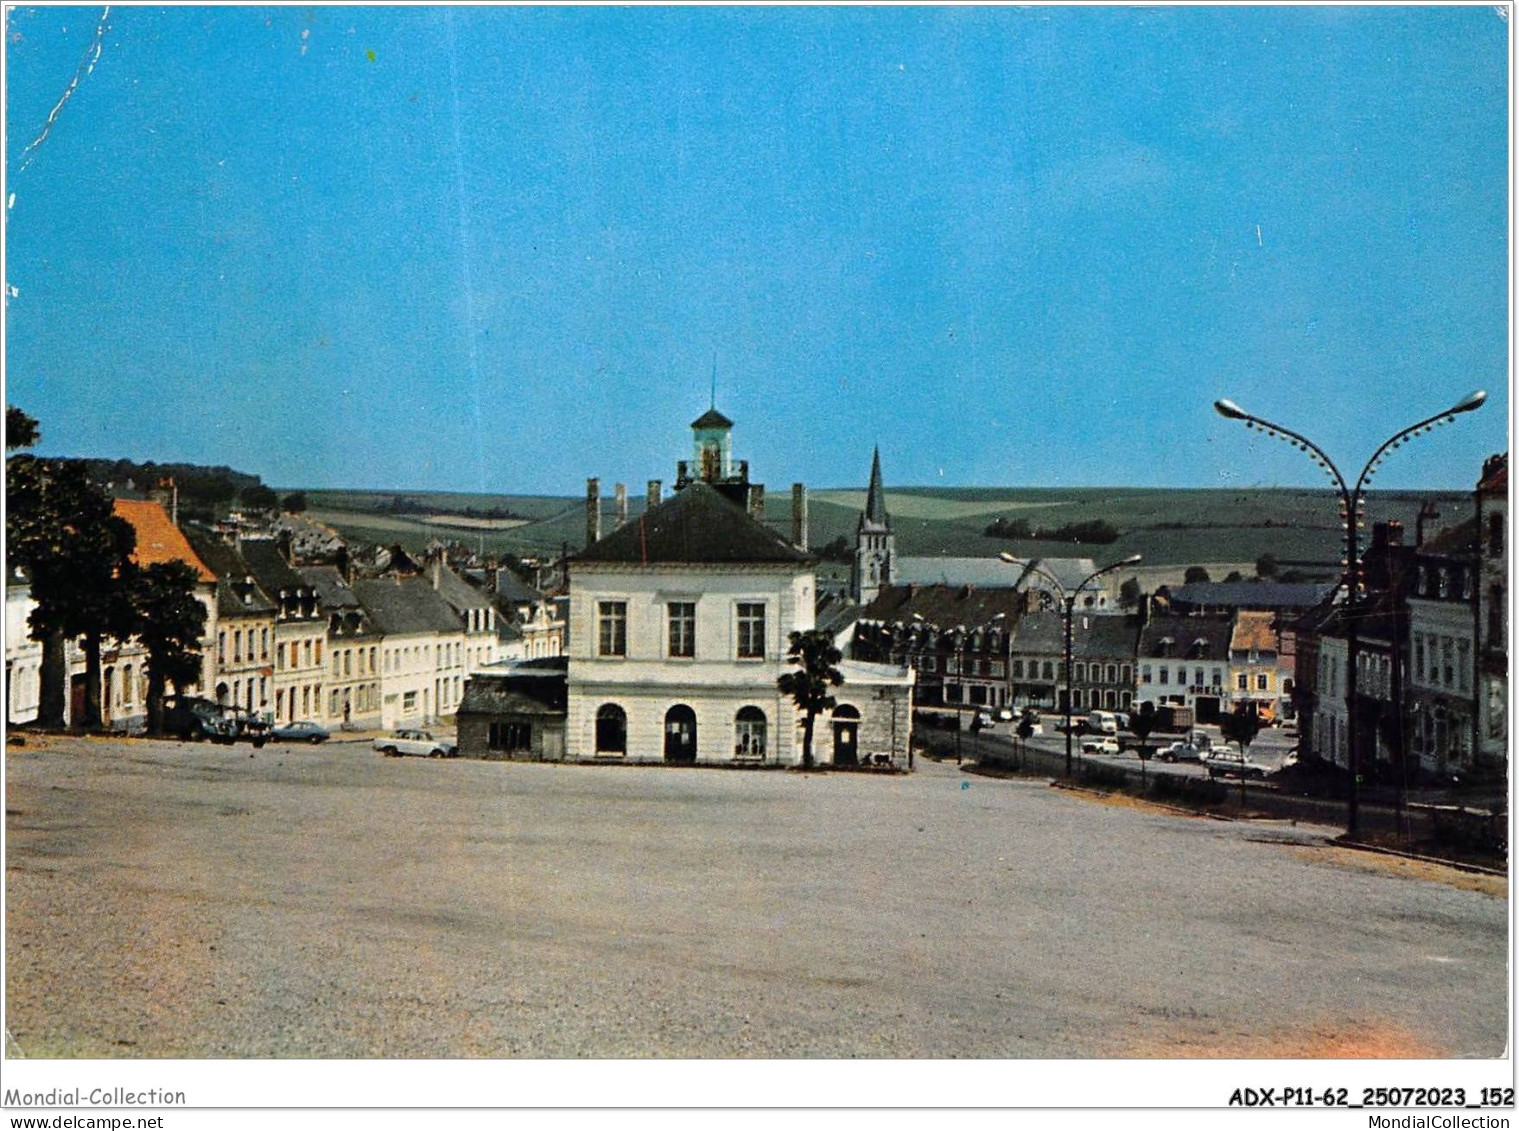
[373,729,458,758]
[1081,736,1120,756]
[1158,740,1206,763]
[1204,749,1268,779]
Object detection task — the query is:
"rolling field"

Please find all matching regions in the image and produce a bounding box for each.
[295,485,1469,569]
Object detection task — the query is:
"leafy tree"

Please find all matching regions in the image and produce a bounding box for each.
[1256,553,1279,579]
[1183,566,1211,585]
[241,484,279,513]
[129,562,208,735]
[777,629,844,769]
[1118,577,1141,609]
[7,455,137,727]
[1220,706,1263,805]
[7,406,39,451]
[1224,570,1244,583]
[282,491,308,514]
[1129,701,1161,785]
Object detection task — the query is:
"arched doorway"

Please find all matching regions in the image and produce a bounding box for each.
[664,704,697,763]
[832,704,861,766]
[595,703,627,756]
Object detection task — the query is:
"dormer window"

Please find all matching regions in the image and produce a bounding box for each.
[1157,636,1174,658]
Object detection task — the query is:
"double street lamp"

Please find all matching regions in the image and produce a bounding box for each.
[1214,390,1486,837]
[999,552,1143,777]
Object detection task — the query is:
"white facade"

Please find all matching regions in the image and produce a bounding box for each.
[1406,596,1477,775]
[566,562,820,764]
[6,579,42,725]
[1312,634,1350,770]
[378,632,467,729]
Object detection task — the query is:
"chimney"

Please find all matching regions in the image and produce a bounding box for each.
[614,482,628,528]
[334,546,351,585]
[647,480,662,511]
[486,564,499,594]
[429,553,443,590]
[749,484,765,522]
[791,483,808,550]
[586,478,601,546]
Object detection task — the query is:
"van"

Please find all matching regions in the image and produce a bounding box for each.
[1086,710,1118,736]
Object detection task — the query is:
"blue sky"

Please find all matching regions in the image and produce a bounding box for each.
[4,5,1509,494]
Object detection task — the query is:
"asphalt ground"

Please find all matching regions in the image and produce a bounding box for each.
[4,734,1507,1058]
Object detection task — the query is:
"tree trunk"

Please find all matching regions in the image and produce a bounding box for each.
[36,627,67,728]
[146,664,167,737]
[82,630,103,730]
[802,711,815,768]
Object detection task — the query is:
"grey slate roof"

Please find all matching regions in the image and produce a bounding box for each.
[861,447,889,529]
[1167,580,1335,611]
[429,560,492,613]
[691,407,734,429]
[575,482,811,566]
[1137,613,1235,660]
[459,659,568,717]
[492,570,543,605]
[183,528,277,619]
[1009,612,1136,658]
[298,566,361,611]
[239,537,308,594]
[352,577,464,636]
[859,583,1025,631]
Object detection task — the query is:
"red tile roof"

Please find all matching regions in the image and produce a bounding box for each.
[112,499,216,582]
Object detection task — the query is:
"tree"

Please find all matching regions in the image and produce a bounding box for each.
[129,562,208,735]
[7,454,137,728]
[1129,700,1161,787]
[1183,566,1211,585]
[777,629,844,769]
[1220,706,1263,806]
[1256,553,1279,579]
[282,491,308,514]
[1224,570,1244,583]
[241,484,279,513]
[1118,577,1142,610]
[7,406,39,451]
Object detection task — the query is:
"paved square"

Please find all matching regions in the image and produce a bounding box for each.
[4,736,1506,1058]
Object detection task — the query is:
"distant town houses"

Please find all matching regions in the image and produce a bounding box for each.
[5,492,567,732]
[1291,453,1509,785]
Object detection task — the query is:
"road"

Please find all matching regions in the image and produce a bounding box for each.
[5,734,1507,1058]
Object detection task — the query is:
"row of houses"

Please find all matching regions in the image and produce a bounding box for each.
[5,500,566,733]
[848,586,1316,724]
[1293,454,1507,783]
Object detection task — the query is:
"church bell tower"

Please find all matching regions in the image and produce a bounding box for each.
[851,447,895,604]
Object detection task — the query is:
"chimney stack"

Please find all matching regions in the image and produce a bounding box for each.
[791,483,808,550]
[614,482,628,528]
[647,480,662,511]
[586,478,602,546]
[749,484,765,522]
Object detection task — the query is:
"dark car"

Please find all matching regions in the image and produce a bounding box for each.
[163,696,236,743]
[271,720,331,744]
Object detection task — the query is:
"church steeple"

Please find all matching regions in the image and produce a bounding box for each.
[851,446,895,604]
[863,446,889,528]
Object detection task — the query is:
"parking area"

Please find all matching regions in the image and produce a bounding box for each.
[5,733,1507,1058]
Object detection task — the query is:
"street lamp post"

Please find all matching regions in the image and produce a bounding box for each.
[999,552,1143,777]
[1214,390,1486,838]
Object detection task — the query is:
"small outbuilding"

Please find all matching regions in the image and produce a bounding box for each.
[456,657,568,761]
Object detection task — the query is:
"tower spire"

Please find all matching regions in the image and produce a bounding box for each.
[865,445,889,526]
[710,352,717,410]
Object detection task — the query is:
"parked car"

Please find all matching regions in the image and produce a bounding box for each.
[995,707,1016,722]
[1081,736,1120,756]
[1085,710,1119,736]
[973,710,996,731]
[1204,749,1269,779]
[163,696,235,743]
[1158,739,1206,763]
[272,720,331,744]
[373,729,457,758]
